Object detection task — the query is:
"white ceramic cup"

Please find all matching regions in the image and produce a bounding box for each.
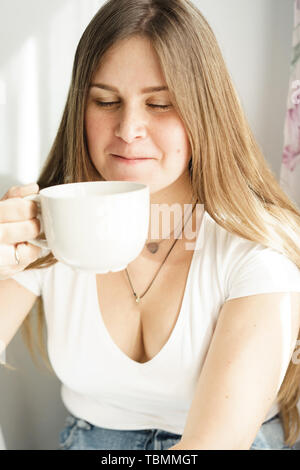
[24,181,150,273]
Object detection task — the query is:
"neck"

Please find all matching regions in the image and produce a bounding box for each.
[146,171,196,244]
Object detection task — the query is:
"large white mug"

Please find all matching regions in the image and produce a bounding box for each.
[24,181,150,273]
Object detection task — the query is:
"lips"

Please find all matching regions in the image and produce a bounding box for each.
[112,154,150,160]
[111,154,153,165]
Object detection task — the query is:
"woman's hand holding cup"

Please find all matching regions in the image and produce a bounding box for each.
[0,183,43,280]
[0,181,149,275]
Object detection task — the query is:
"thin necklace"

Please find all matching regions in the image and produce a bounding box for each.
[145,200,194,253]
[125,202,196,303]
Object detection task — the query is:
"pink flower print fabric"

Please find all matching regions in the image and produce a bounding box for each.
[280,1,300,205]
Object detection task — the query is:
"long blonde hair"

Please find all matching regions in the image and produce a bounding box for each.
[15,0,300,446]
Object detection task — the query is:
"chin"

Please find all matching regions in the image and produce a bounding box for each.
[102,173,143,183]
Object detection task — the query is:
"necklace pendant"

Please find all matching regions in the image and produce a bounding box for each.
[147,242,159,254]
[135,295,140,303]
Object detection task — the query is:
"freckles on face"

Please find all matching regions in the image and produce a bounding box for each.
[151,118,191,171]
[85,100,190,180]
[84,35,191,189]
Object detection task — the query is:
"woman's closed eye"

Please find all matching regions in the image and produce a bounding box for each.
[94,101,172,110]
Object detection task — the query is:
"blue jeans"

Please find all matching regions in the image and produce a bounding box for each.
[58,413,294,450]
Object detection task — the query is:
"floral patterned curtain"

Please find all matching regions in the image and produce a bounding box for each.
[280,0,300,207]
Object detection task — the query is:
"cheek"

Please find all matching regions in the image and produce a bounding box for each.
[158,119,191,161]
[84,109,111,148]
[84,110,96,146]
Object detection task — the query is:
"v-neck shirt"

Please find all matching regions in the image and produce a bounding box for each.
[11,211,300,434]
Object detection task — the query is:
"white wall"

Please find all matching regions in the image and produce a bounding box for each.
[0,0,105,450]
[0,0,295,449]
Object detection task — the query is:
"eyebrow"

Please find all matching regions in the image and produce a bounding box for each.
[89,83,168,94]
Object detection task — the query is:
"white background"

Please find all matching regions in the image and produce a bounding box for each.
[0,0,295,449]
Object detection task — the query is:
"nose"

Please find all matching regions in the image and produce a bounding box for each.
[114,105,147,143]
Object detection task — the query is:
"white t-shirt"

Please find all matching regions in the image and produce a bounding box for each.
[11,210,300,435]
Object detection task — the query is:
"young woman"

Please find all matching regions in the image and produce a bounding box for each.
[1,0,300,450]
